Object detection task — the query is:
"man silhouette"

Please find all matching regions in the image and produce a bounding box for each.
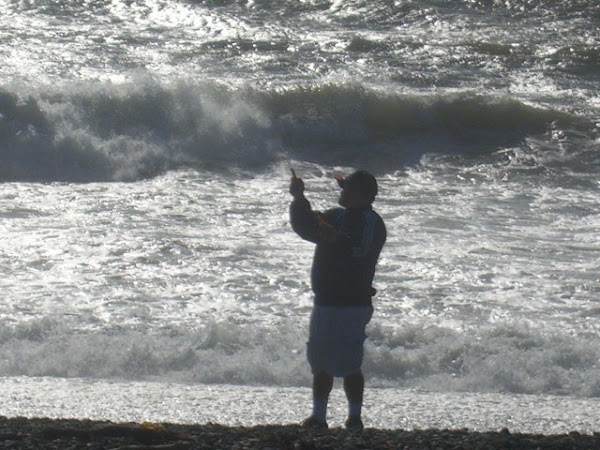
[289,169,386,431]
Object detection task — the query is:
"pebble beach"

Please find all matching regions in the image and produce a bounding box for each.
[1,417,599,450]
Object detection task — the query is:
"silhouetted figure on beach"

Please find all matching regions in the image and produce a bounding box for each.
[289,169,386,431]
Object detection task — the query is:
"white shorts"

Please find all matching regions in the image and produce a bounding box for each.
[307,305,373,377]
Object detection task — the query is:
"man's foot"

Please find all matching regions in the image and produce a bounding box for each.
[345,416,364,432]
[301,416,328,430]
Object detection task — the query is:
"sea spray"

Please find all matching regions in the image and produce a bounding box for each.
[1,81,594,182]
[2,312,599,397]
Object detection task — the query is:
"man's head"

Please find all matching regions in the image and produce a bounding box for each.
[338,170,378,208]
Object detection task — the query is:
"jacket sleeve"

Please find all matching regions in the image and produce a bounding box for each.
[290,196,319,243]
[338,210,386,260]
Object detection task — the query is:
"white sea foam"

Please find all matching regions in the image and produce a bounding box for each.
[1,315,599,397]
[0,81,594,182]
[1,169,598,399]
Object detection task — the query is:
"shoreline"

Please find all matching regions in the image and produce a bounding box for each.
[1,417,598,449]
[4,377,600,434]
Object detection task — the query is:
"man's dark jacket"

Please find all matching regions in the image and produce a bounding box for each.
[290,196,386,307]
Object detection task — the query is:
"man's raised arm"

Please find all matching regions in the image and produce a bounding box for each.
[289,170,319,243]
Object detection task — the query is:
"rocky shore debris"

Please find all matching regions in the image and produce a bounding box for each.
[0,416,598,449]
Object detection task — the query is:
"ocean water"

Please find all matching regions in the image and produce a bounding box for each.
[1,0,599,432]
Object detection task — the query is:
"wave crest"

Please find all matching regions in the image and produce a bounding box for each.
[0,80,592,182]
[2,316,599,397]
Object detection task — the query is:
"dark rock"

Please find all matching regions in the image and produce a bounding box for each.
[0,417,598,450]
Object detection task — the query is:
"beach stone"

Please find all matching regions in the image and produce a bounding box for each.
[2,417,600,450]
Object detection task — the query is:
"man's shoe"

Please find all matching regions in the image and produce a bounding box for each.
[301,416,328,430]
[345,416,364,432]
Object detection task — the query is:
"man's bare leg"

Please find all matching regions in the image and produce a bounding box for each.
[302,371,332,428]
[343,371,365,430]
[310,371,333,425]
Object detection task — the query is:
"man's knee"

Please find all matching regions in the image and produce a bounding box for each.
[344,371,364,384]
[313,371,334,397]
[315,371,334,385]
[343,371,365,401]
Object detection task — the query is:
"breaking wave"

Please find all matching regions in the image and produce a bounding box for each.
[0,80,594,182]
[1,315,599,397]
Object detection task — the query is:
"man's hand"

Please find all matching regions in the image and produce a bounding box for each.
[289,168,305,199]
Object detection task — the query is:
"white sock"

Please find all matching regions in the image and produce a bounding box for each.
[348,402,362,418]
[312,398,328,423]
